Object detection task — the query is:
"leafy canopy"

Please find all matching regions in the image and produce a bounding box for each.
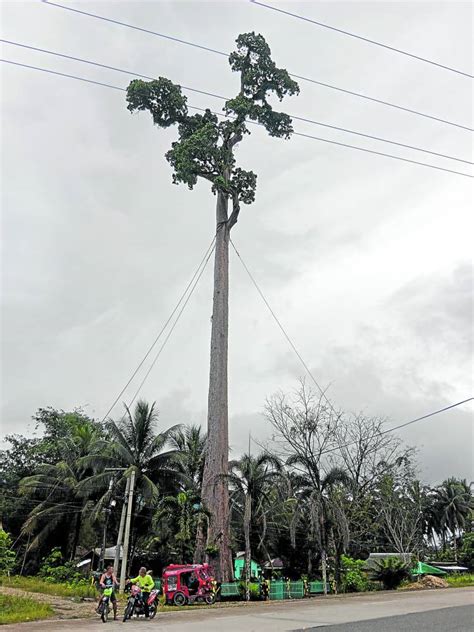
[126,32,299,208]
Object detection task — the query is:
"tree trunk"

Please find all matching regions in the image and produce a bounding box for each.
[307,548,313,577]
[193,514,206,563]
[321,549,328,595]
[70,513,82,561]
[244,494,252,601]
[201,190,233,582]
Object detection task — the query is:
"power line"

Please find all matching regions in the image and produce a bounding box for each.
[2,39,471,166]
[3,59,472,179]
[99,235,216,422]
[250,0,474,79]
[41,0,472,132]
[323,397,474,455]
[230,238,340,418]
[127,240,216,408]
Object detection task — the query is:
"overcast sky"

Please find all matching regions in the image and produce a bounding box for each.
[1,1,473,484]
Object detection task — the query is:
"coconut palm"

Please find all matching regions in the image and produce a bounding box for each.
[433,478,472,561]
[169,424,207,492]
[19,422,100,559]
[289,461,351,592]
[81,400,181,506]
[228,453,281,600]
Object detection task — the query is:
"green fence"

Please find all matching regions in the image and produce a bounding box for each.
[220,582,241,598]
[269,580,305,600]
[309,581,330,594]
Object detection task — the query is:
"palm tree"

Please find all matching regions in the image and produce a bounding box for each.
[433,478,472,561]
[170,425,206,492]
[80,400,182,575]
[289,461,350,592]
[169,425,208,562]
[228,453,281,600]
[83,400,181,504]
[20,422,100,559]
[156,489,208,563]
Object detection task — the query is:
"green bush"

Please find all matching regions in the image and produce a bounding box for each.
[372,557,410,590]
[460,533,474,570]
[0,594,53,624]
[340,556,370,593]
[38,548,82,584]
[0,529,16,575]
[238,581,260,600]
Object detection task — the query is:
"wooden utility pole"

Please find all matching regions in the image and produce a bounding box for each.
[112,473,130,576]
[119,470,136,592]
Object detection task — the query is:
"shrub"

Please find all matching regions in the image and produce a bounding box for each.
[0,529,16,575]
[460,533,474,570]
[38,548,82,584]
[372,557,410,590]
[340,555,369,593]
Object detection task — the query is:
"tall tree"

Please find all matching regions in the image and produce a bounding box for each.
[19,421,100,560]
[126,33,299,580]
[433,478,472,561]
[228,453,281,599]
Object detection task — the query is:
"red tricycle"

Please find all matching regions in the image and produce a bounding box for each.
[162,563,216,606]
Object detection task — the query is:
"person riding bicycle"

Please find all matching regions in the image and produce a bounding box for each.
[99,565,118,620]
[129,567,154,618]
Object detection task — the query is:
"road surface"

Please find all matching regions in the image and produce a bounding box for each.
[3,587,473,631]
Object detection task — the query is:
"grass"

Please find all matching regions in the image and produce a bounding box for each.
[0,575,97,599]
[445,573,474,587]
[0,594,53,625]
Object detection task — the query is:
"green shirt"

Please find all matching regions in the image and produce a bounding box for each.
[130,574,154,592]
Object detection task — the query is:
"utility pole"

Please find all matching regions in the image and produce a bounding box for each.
[119,470,136,592]
[98,477,115,571]
[114,476,130,577]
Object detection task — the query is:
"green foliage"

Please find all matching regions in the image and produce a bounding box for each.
[445,573,474,587]
[372,557,410,590]
[0,574,96,599]
[460,532,474,569]
[0,529,16,575]
[238,580,260,600]
[126,32,299,207]
[340,555,369,593]
[0,593,53,625]
[38,548,82,584]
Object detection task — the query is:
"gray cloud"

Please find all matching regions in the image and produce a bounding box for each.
[1,1,472,483]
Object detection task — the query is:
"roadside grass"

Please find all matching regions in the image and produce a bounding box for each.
[0,575,97,599]
[446,574,474,587]
[0,593,53,625]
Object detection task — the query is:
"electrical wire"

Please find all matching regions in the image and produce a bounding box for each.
[98,235,216,422]
[321,397,474,455]
[250,0,474,78]
[127,239,216,408]
[230,238,340,418]
[40,0,472,131]
[2,39,471,165]
[2,59,472,179]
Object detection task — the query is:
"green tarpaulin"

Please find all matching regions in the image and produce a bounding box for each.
[411,562,447,576]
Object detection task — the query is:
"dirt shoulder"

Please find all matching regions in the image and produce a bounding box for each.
[0,586,95,620]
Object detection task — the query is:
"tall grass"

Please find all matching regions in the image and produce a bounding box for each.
[0,575,97,599]
[0,594,53,624]
[446,574,474,587]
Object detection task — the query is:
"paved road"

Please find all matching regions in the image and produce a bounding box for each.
[299,605,473,631]
[3,587,473,631]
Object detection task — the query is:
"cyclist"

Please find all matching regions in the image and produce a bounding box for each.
[129,567,154,618]
[99,565,118,620]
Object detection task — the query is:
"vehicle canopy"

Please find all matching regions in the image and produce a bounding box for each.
[163,563,212,578]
